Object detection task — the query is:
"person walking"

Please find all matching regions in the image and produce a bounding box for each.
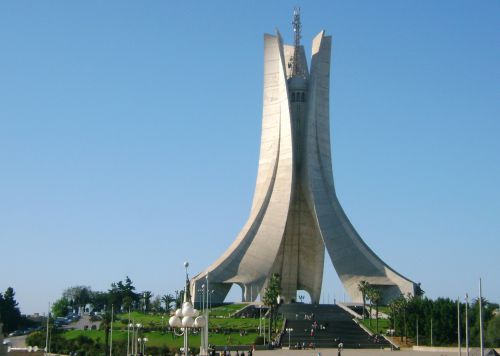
[337,341,343,356]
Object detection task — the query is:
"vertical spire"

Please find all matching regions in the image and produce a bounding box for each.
[291,7,302,77]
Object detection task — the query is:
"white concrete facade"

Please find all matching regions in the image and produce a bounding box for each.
[191,27,416,305]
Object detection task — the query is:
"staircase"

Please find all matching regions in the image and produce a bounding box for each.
[278,304,390,349]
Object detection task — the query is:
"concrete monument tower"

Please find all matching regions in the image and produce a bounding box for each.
[191,9,416,304]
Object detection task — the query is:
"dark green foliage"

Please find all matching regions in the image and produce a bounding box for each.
[52,297,71,317]
[28,331,177,356]
[99,310,113,354]
[254,336,264,345]
[28,330,110,356]
[388,294,499,347]
[262,273,281,335]
[0,287,22,333]
[469,298,498,347]
[367,287,382,332]
[89,291,108,312]
[108,276,139,312]
[357,281,370,319]
[162,294,175,311]
[142,291,153,312]
[26,330,46,347]
[63,286,92,314]
[486,315,500,346]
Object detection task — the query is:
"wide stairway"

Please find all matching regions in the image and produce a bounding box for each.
[278,304,390,349]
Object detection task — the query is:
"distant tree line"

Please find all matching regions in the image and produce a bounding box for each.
[26,330,178,356]
[389,293,499,348]
[0,287,37,334]
[357,280,500,348]
[52,276,184,317]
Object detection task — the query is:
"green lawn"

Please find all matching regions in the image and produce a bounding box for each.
[112,311,166,330]
[209,304,246,317]
[111,310,266,332]
[376,306,391,315]
[63,305,276,349]
[360,318,391,335]
[64,329,258,348]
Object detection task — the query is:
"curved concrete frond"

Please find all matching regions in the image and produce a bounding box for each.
[305,32,415,304]
[191,27,416,305]
[191,32,294,303]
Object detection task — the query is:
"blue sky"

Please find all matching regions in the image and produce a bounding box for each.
[1,0,498,314]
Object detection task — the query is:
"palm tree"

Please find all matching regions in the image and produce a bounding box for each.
[388,299,398,336]
[394,294,408,342]
[366,286,375,326]
[263,273,281,335]
[370,288,383,333]
[142,291,153,312]
[161,294,175,312]
[101,310,112,354]
[357,281,370,319]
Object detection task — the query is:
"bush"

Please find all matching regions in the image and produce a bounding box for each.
[486,315,500,347]
[254,336,264,345]
[26,331,45,347]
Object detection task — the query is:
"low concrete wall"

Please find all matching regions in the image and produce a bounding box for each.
[413,346,458,353]
[337,303,362,319]
[413,346,500,355]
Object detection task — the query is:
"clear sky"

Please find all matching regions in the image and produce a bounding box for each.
[0,1,498,315]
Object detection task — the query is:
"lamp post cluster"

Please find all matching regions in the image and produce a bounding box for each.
[169,262,207,356]
[196,276,211,356]
[137,337,148,355]
[285,327,294,348]
[127,323,142,356]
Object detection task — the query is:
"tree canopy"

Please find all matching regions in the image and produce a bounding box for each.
[0,287,22,333]
[263,273,281,332]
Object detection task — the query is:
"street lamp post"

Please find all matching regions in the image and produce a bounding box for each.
[479,278,484,356]
[209,290,214,310]
[127,322,131,356]
[202,285,206,311]
[169,262,207,356]
[465,294,469,356]
[196,284,207,355]
[138,337,148,355]
[203,273,210,356]
[286,327,293,348]
[128,323,142,356]
[458,298,461,356]
[262,316,266,345]
[430,318,433,347]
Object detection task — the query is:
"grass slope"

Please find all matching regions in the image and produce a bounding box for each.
[63,304,274,349]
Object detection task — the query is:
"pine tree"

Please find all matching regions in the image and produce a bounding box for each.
[0,287,22,333]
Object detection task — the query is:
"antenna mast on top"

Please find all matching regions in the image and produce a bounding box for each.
[291,7,302,77]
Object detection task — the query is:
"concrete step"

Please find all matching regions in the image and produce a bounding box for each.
[278,304,390,349]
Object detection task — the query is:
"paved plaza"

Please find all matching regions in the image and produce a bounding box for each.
[254,349,460,356]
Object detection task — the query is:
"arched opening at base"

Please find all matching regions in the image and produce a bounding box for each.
[295,290,312,304]
[322,257,349,304]
[223,283,244,304]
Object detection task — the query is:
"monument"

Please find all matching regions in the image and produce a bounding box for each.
[191,9,416,304]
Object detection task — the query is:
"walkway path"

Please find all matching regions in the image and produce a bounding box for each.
[255,349,459,355]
